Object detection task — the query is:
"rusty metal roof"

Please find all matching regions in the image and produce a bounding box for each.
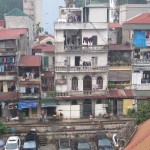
[18,55,41,67]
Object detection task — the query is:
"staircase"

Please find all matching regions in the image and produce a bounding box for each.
[39,134,47,146]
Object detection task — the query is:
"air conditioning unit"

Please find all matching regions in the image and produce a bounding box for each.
[62,75,67,79]
[69,4,75,8]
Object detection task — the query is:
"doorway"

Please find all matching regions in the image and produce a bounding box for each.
[83,99,92,118]
[83,75,92,91]
[75,56,80,66]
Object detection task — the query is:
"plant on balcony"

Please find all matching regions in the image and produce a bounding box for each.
[0,122,8,134]
[108,84,125,89]
[49,90,56,98]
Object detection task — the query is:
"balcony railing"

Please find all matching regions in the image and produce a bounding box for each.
[55,66,108,73]
[19,93,40,98]
[64,45,108,52]
[42,65,55,71]
[108,61,131,66]
[133,66,150,71]
[19,76,40,82]
[55,22,108,30]
[0,48,17,53]
[133,59,150,64]
[0,75,16,81]
[132,84,150,90]
[56,90,106,97]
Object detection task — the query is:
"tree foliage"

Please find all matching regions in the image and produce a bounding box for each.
[134,102,150,125]
[0,0,23,19]
[0,122,8,134]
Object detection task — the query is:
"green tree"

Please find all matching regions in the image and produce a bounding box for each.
[35,22,44,37]
[134,102,150,125]
[0,0,23,19]
[0,122,8,134]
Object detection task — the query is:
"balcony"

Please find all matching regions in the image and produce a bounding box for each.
[41,91,56,99]
[19,76,40,83]
[133,59,150,65]
[64,45,108,53]
[0,74,16,81]
[42,65,55,71]
[132,84,150,90]
[19,93,40,99]
[55,22,108,30]
[56,90,106,97]
[55,66,108,73]
[133,66,150,71]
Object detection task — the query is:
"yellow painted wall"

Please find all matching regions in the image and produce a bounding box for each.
[123,99,134,115]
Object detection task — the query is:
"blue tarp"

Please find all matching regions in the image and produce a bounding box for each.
[18,101,38,110]
[133,31,146,48]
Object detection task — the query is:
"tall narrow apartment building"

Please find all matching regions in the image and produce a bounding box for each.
[23,0,42,26]
[54,3,109,118]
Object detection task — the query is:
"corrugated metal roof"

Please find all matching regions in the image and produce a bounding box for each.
[0,28,27,40]
[123,13,150,25]
[18,55,41,67]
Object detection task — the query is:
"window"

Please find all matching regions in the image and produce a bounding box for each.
[72,77,78,90]
[92,36,97,45]
[71,100,77,105]
[92,57,97,66]
[43,57,49,67]
[97,76,103,89]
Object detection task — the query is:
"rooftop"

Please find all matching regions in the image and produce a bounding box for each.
[0,28,27,40]
[18,55,41,67]
[123,13,150,25]
[125,119,150,150]
[33,44,55,53]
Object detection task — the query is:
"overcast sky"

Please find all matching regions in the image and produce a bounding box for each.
[42,0,65,35]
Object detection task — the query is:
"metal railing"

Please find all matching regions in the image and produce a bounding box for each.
[55,66,108,72]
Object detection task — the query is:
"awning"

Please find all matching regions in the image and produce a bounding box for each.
[18,100,39,110]
[109,70,131,81]
[41,99,57,107]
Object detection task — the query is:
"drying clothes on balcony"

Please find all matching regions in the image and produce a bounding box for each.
[6,57,11,63]
[0,57,3,63]
[133,31,146,48]
[3,57,6,63]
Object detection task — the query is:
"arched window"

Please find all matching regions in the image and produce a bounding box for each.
[72,77,78,90]
[97,76,103,89]
[83,75,92,90]
[71,100,77,105]
[46,41,53,45]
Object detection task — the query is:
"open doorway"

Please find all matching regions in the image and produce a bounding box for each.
[75,56,80,66]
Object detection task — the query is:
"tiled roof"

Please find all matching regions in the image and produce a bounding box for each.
[33,44,55,53]
[39,34,54,41]
[18,55,41,67]
[0,92,18,101]
[0,20,5,27]
[108,89,135,98]
[123,13,150,25]
[5,8,27,17]
[109,44,132,51]
[109,23,122,28]
[0,28,27,40]
[125,119,150,150]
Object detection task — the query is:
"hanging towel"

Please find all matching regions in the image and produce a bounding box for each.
[133,31,146,48]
